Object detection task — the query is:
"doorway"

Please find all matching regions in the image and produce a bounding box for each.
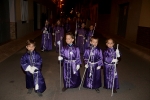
[117,3,129,37]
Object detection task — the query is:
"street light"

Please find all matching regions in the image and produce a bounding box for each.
[62,4,64,5]
[60,0,63,1]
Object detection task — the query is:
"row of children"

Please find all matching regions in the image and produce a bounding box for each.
[41,19,95,54]
[20,32,121,97]
[58,33,120,93]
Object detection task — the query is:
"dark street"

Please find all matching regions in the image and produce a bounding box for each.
[0,34,150,100]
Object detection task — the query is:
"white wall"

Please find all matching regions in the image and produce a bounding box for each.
[110,0,142,43]
[139,0,150,27]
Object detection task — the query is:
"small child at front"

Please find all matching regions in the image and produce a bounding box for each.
[21,39,46,97]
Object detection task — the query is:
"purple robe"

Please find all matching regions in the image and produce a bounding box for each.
[41,26,52,51]
[76,28,86,53]
[77,22,81,29]
[85,30,93,49]
[103,48,119,89]
[61,44,81,88]
[65,23,70,32]
[21,51,46,93]
[53,26,64,52]
[83,47,103,89]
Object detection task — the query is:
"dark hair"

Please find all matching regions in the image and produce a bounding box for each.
[66,32,74,39]
[26,39,36,46]
[106,38,115,43]
[81,22,85,25]
[90,36,99,41]
[90,25,94,27]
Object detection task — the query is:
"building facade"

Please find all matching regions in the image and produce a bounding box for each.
[110,0,150,49]
[0,0,57,44]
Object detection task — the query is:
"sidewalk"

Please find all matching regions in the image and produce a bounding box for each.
[97,31,150,62]
[0,30,41,63]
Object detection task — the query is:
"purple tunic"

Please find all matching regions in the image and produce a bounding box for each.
[61,44,81,88]
[103,48,119,89]
[65,23,70,32]
[53,25,64,52]
[76,28,86,53]
[77,22,81,29]
[85,30,93,49]
[41,26,52,51]
[83,47,103,89]
[21,51,46,93]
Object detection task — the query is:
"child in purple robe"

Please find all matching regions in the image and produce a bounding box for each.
[103,38,121,93]
[21,40,46,97]
[83,36,103,93]
[58,32,81,92]
[64,19,71,32]
[85,25,94,49]
[77,18,81,29]
[41,20,52,51]
[76,22,86,53]
[53,20,64,52]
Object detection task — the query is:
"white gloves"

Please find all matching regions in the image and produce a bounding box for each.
[114,72,117,76]
[97,66,101,70]
[43,30,46,33]
[111,59,118,63]
[25,65,32,72]
[116,49,120,57]
[61,37,63,40]
[52,33,55,35]
[85,64,88,68]
[45,27,47,30]
[58,56,63,60]
[76,65,80,70]
[43,30,48,34]
[25,65,38,74]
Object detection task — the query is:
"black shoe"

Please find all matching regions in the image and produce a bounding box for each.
[95,88,100,93]
[37,92,43,97]
[103,86,106,89]
[113,89,117,93]
[27,88,33,94]
[62,87,68,92]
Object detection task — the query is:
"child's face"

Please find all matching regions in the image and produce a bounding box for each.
[81,23,85,28]
[90,38,98,47]
[45,20,49,25]
[66,35,74,44]
[90,25,94,30]
[57,20,60,25]
[26,44,35,52]
[106,39,114,48]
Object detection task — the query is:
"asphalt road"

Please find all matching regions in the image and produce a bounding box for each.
[0,34,150,100]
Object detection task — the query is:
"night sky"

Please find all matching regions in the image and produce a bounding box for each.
[63,0,83,14]
[63,0,112,15]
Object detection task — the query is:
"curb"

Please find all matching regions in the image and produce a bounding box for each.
[0,30,41,63]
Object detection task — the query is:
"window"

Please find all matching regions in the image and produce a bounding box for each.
[21,0,28,23]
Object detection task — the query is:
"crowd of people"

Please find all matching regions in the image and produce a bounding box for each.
[20,17,121,97]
